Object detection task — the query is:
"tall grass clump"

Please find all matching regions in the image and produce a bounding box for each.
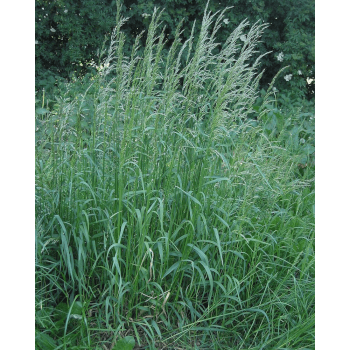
[35,2,315,349]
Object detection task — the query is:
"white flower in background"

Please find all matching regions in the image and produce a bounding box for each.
[284,74,292,81]
[277,52,284,62]
[300,138,306,144]
[223,18,229,25]
[142,13,151,18]
[298,70,302,75]
[64,9,68,14]
[50,27,56,33]
[240,35,247,42]
[35,40,38,45]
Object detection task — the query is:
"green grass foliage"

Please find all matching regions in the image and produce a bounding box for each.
[36,5,315,349]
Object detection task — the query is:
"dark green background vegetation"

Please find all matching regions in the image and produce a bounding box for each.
[35,0,314,99]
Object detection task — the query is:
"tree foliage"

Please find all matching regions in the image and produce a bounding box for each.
[35,0,314,98]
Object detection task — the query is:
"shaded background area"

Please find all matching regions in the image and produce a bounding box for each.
[35,0,314,99]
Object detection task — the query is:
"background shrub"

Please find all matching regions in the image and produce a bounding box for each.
[35,0,314,99]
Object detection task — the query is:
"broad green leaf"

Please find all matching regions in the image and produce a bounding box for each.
[301,143,315,155]
[112,336,135,350]
[36,108,50,115]
[70,301,83,319]
[55,302,69,315]
[55,300,82,319]
[35,331,57,350]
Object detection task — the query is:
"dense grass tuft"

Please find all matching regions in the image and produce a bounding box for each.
[35,3,314,349]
